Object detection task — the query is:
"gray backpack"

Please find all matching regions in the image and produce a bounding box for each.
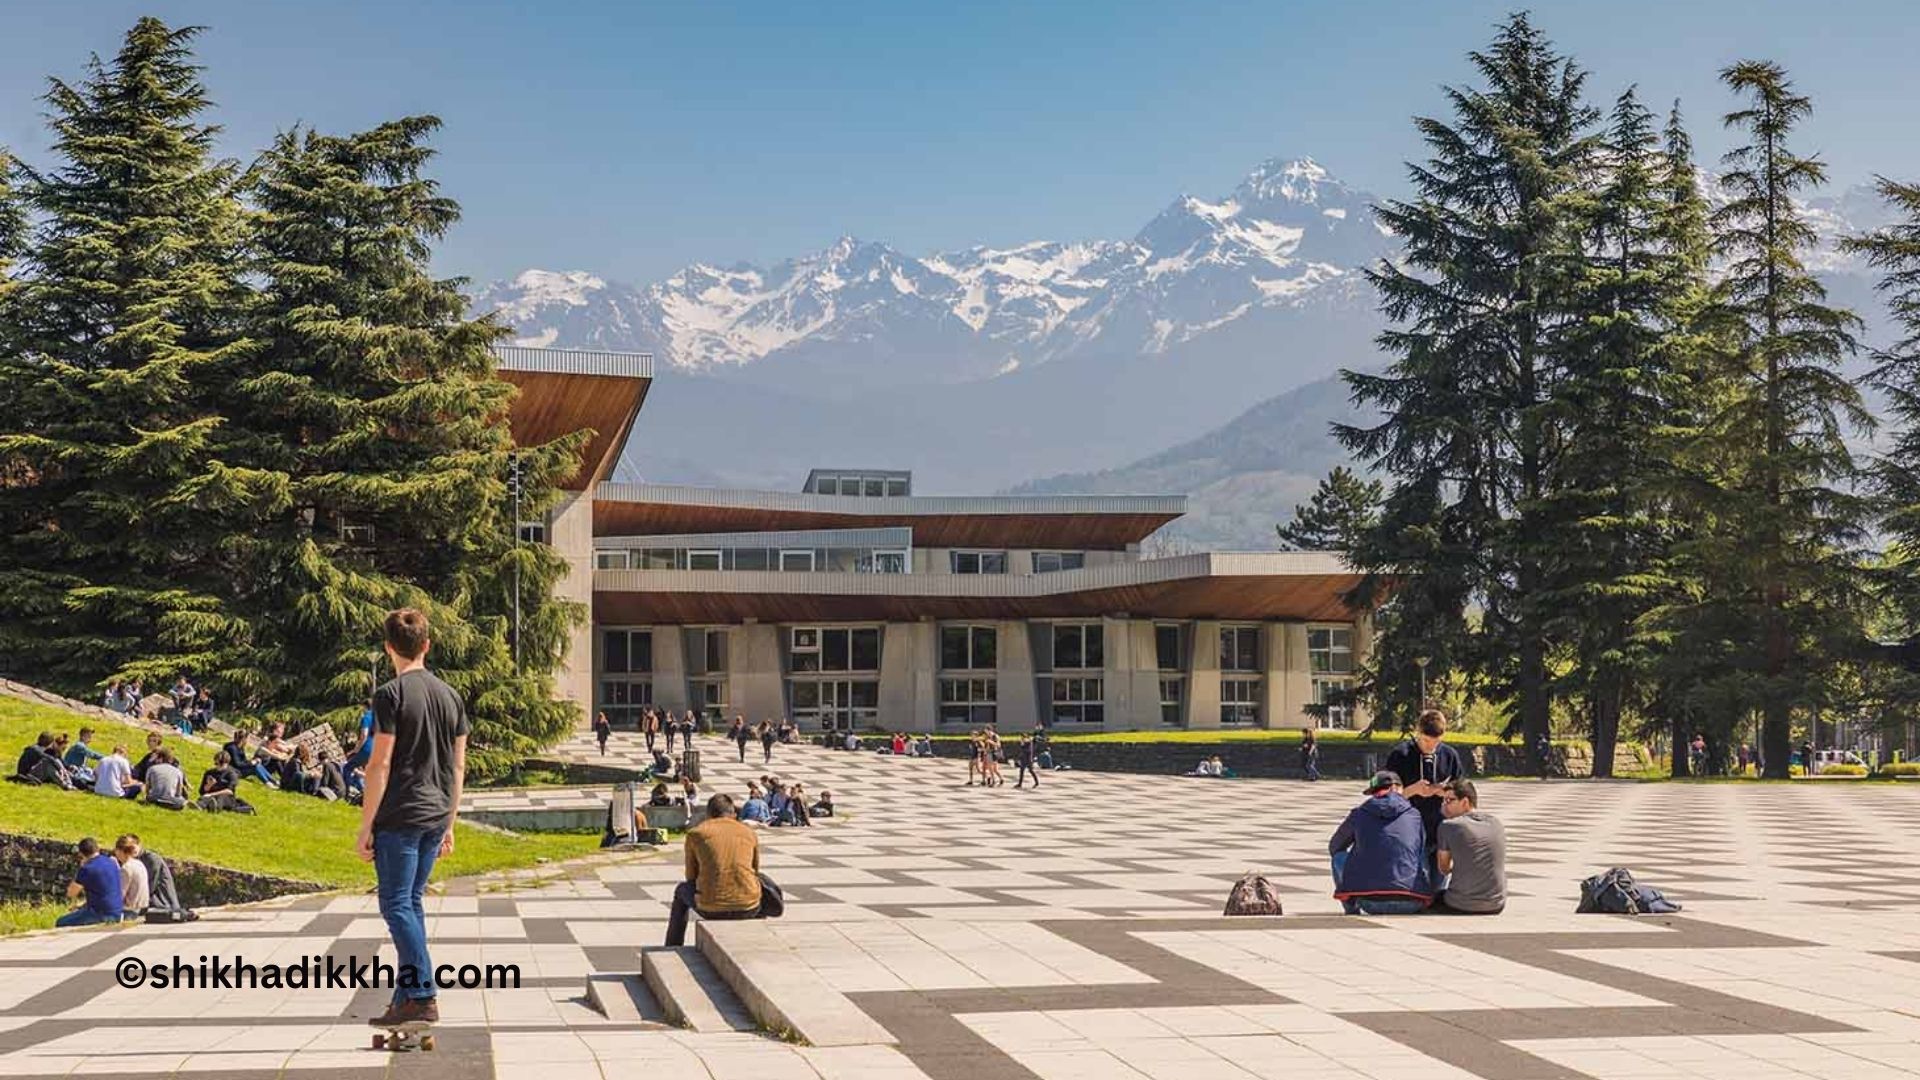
[1224,872,1284,916]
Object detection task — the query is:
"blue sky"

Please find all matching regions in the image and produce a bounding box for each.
[3,0,1917,286]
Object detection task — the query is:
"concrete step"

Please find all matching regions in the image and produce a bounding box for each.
[584,972,670,1025]
[695,920,896,1047]
[640,946,757,1033]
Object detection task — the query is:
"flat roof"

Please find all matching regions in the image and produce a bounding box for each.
[492,345,653,490]
[592,551,1361,623]
[593,482,1186,549]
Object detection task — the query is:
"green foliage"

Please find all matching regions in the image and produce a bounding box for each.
[1878,762,1920,776]
[1276,466,1381,552]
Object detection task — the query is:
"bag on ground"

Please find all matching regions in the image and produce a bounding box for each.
[757,872,785,918]
[1224,871,1284,916]
[1577,867,1682,914]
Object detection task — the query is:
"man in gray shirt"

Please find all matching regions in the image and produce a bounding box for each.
[1433,779,1505,914]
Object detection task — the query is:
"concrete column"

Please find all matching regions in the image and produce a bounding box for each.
[1278,622,1312,731]
[547,490,595,723]
[1189,620,1222,730]
[730,623,785,723]
[650,627,689,712]
[1261,622,1292,730]
[1350,612,1375,731]
[998,621,1037,729]
[881,622,937,732]
[1104,618,1159,731]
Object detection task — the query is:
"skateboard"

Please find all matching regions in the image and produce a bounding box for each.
[371,1021,434,1052]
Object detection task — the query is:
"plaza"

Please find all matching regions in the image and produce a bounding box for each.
[3,735,1920,1079]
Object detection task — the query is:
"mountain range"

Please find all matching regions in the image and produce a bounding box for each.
[472,157,1896,548]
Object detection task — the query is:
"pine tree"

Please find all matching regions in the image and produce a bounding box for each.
[0,19,264,693]
[234,117,588,770]
[1276,466,1382,551]
[1681,61,1870,778]
[1340,13,1598,739]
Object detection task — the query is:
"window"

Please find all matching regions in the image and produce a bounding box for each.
[1313,677,1354,729]
[791,678,879,731]
[641,549,677,570]
[950,550,1008,574]
[1155,624,1184,671]
[1049,677,1104,725]
[1159,678,1185,726]
[1051,623,1104,670]
[339,521,376,546]
[885,478,908,497]
[857,550,908,574]
[1221,626,1261,672]
[1309,627,1354,674]
[814,476,839,494]
[940,625,997,670]
[598,678,653,728]
[693,678,727,720]
[704,630,728,673]
[1221,677,1260,726]
[780,550,816,572]
[791,627,880,673]
[1032,551,1086,574]
[688,550,722,571]
[595,550,630,570]
[601,629,652,674]
[518,521,548,545]
[939,678,997,725]
[864,478,884,497]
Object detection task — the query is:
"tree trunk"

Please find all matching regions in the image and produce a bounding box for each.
[1590,670,1622,779]
[1670,712,1691,777]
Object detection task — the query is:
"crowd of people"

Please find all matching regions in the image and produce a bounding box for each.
[100,677,217,735]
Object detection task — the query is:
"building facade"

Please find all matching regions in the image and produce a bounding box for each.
[496,346,1372,734]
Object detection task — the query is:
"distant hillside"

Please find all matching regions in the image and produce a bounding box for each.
[1010,373,1374,549]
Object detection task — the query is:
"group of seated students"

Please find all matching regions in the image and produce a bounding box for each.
[100,677,216,734]
[874,732,936,757]
[1189,755,1233,777]
[16,727,261,813]
[737,775,833,827]
[1328,708,1507,915]
[219,719,365,803]
[57,833,194,926]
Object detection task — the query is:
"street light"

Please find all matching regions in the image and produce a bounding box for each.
[1414,655,1431,707]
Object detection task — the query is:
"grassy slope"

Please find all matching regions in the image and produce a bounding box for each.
[0,697,598,894]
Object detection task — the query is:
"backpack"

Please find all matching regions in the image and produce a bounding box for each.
[1224,872,1284,916]
[1577,867,1684,915]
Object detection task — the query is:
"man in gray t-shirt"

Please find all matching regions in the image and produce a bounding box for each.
[1434,780,1505,914]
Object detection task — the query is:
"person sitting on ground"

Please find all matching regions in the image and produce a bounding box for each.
[102,682,125,713]
[648,782,676,807]
[58,837,125,927]
[197,750,251,813]
[223,727,273,784]
[785,784,813,827]
[122,680,145,716]
[257,722,295,770]
[665,794,770,946]
[649,747,675,779]
[739,783,772,825]
[114,834,149,916]
[189,687,215,732]
[680,775,700,807]
[51,733,93,786]
[1430,780,1506,915]
[1190,756,1221,777]
[765,781,791,824]
[63,727,105,773]
[17,732,73,787]
[169,677,195,731]
[143,749,188,811]
[777,718,796,744]
[131,838,196,922]
[1328,771,1433,915]
[912,734,933,757]
[317,748,348,801]
[132,732,166,784]
[842,729,861,752]
[93,745,143,800]
[891,732,907,755]
[278,743,319,797]
[810,789,835,818]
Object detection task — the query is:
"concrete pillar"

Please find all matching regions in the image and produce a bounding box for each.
[1189,620,1222,730]
[881,622,937,732]
[730,623,785,723]
[998,621,1037,729]
[651,626,689,712]
[547,490,595,723]
[1280,622,1312,731]
[1350,612,1375,731]
[1102,618,1159,731]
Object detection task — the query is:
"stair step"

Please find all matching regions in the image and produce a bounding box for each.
[584,973,668,1024]
[695,921,896,1047]
[641,946,758,1032]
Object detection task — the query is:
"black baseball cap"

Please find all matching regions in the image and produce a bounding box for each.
[1364,770,1401,794]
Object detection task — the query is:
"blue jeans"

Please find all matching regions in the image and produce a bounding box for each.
[56,907,118,928]
[1330,851,1428,915]
[374,828,445,1003]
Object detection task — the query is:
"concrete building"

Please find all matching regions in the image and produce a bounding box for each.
[496,345,1372,734]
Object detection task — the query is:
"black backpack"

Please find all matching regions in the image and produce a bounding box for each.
[1577,867,1683,915]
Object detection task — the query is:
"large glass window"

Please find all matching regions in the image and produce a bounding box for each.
[1051,623,1104,670]
[939,678,997,726]
[1313,677,1354,729]
[1049,677,1104,725]
[780,550,816,572]
[1159,678,1185,726]
[687,550,722,571]
[598,678,653,728]
[791,678,879,731]
[1155,624,1184,671]
[1032,551,1086,574]
[950,550,1008,574]
[1309,627,1354,674]
[1221,626,1261,672]
[595,550,631,570]
[940,625,997,670]
[704,630,728,673]
[602,629,652,674]
[791,627,880,673]
[1221,677,1260,726]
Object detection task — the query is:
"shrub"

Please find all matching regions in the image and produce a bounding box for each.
[1878,762,1920,777]
[1816,763,1868,776]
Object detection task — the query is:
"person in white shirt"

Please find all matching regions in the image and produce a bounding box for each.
[93,746,143,800]
[115,835,149,916]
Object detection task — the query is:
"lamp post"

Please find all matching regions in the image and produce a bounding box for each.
[1415,655,1431,708]
[509,452,523,672]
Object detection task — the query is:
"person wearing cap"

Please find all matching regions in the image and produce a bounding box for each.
[1327,770,1433,914]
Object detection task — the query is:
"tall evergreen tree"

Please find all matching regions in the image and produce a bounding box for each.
[1678,61,1870,778]
[0,19,264,692]
[1340,13,1598,741]
[1277,466,1382,552]
[234,117,587,769]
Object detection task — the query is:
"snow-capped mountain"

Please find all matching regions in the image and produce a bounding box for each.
[472,156,1397,384]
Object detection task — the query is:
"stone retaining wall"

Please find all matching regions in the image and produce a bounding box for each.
[917,737,1645,779]
[0,831,325,908]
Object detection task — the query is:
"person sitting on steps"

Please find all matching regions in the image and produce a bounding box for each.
[665,793,771,946]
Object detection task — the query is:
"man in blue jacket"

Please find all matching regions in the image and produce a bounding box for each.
[1328,771,1433,914]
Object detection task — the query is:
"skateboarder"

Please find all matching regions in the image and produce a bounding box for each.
[358,607,469,1032]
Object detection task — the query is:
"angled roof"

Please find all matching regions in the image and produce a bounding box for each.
[593,482,1187,549]
[493,345,653,490]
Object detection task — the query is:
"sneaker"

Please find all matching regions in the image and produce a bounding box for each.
[368,997,438,1028]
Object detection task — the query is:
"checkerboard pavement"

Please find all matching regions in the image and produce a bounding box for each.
[5,729,1920,1079]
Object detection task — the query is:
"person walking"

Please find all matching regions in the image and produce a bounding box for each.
[731,716,750,763]
[664,712,677,754]
[1300,728,1321,781]
[1015,733,1040,789]
[358,607,469,1031]
[760,719,776,764]
[593,711,612,756]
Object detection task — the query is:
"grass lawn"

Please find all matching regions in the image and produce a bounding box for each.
[0,697,599,898]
